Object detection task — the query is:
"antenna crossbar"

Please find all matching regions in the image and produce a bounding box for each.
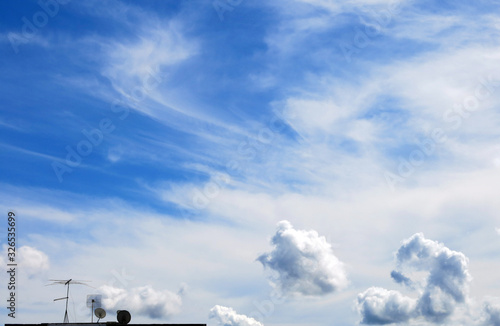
[47,278,91,323]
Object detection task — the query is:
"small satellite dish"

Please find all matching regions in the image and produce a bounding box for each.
[95,308,106,321]
[87,294,102,308]
[117,310,131,324]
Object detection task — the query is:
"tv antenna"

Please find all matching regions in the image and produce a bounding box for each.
[86,294,102,323]
[47,279,91,323]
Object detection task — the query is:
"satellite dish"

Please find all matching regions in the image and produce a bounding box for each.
[95,308,106,321]
[117,310,131,324]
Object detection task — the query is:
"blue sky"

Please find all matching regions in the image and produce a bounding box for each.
[1,0,500,325]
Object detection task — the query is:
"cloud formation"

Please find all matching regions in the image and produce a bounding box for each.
[390,270,413,289]
[257,220,347,296]
[483,300,500,326]
[357,233,471,324]
[209,305,264,326]
[100,285,182,319]
[357,287,417,325]
[18,246,50,276]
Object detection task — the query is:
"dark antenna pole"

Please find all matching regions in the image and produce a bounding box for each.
[87,294,102,323]
[47,279,91,323]
[63,279,70,323]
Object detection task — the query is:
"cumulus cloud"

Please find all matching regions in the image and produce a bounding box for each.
[100,285,182,319]
[257,220,347,296]
[483,300,500,326]
[395,233,471,322]
[18,246,50,276]
[209,305,263,326]
[357,287,417,325]
[357,233,471,324]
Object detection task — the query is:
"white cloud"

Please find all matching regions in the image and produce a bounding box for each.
[209,305,264,326]
[483,300,500,326]
[101,24,196,100]
[394,233,471,302]
[100,285,182,319]
[97,21,198,126]
[18,246,50,276]
[268,2,500,179]
[257,220,348,296]
[275,0,408,18]
[357,287,417,325]
[284,97,350,135]
[357,233,472,324]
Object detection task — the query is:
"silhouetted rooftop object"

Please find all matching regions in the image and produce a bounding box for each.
[5,321,207,326]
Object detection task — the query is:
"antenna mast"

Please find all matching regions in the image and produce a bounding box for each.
[47,279,91,323]
[87,294,103,323]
